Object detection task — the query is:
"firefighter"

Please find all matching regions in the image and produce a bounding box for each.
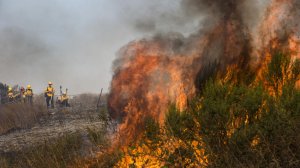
[7,87,14,102]
[25,85,33,105]
[20,87,26,103]
[45,82,55,108]
[59,92,70,107]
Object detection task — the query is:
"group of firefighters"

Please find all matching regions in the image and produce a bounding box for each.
[7,84,33,104]
[5,81,70,108]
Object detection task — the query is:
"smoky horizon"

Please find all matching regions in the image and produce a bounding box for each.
[0,0,270,94]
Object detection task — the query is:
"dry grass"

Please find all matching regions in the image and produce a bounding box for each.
[0,93,113,168]
[71,93,108,108]
[0,104,46,135]
[0,128,113,168]
[0,92,114,168]
[0,133,83,168]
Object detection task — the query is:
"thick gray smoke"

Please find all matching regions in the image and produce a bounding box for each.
[0,0,202,94]
[122,0,271,64]
[0,0,111,94]
[0,0,170,94]
[0,0,270,94]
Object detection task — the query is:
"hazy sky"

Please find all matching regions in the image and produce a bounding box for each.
[0,0,269,94]
[0,0,200,94]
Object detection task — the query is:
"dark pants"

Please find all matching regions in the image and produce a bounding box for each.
[26,96,33,105]
[46,96,54,108]
[8,97,14,103]
[61,100,70,107]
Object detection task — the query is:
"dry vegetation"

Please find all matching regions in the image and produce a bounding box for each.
[0,93,112,168]
[72,93,107,108]
[0,129,112,168]
[0,104,46,135]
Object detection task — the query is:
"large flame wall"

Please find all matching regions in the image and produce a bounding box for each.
[108,0,300,143]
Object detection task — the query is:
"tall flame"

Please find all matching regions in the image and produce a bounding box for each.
[108,0,300,144]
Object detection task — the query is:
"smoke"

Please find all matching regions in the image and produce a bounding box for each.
[0,27,48,69]
[0,0,85,93]
[0,0,272,94]
[117,0,203,36]
[1,0,172,94]
[108,0,300,144]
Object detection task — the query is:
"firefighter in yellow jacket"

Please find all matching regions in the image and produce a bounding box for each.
[7,87,14,102]
[45,82,55,108]
[59,92,70,107]
[25,85,33,105]
[20,87,26,103]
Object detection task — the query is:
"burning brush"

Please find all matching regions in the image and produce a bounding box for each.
[108,0,300,144]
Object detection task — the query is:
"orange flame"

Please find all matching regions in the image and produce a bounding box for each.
[108,0,300,146]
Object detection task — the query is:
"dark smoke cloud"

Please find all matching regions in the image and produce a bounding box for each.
[124,0,270,49]
[134,19,156,33]
[180,0,270,68]
[180,0,250,31]
[0,27,48,64]
[118,0,205,36]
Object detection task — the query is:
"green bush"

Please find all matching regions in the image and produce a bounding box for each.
[144,116,160,143]
[139,51,300,167]
[165,104,195,141]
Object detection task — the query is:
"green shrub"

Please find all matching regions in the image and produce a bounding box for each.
[144,116,160,143]
[145,51,300,167]
[165,104,195,141]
